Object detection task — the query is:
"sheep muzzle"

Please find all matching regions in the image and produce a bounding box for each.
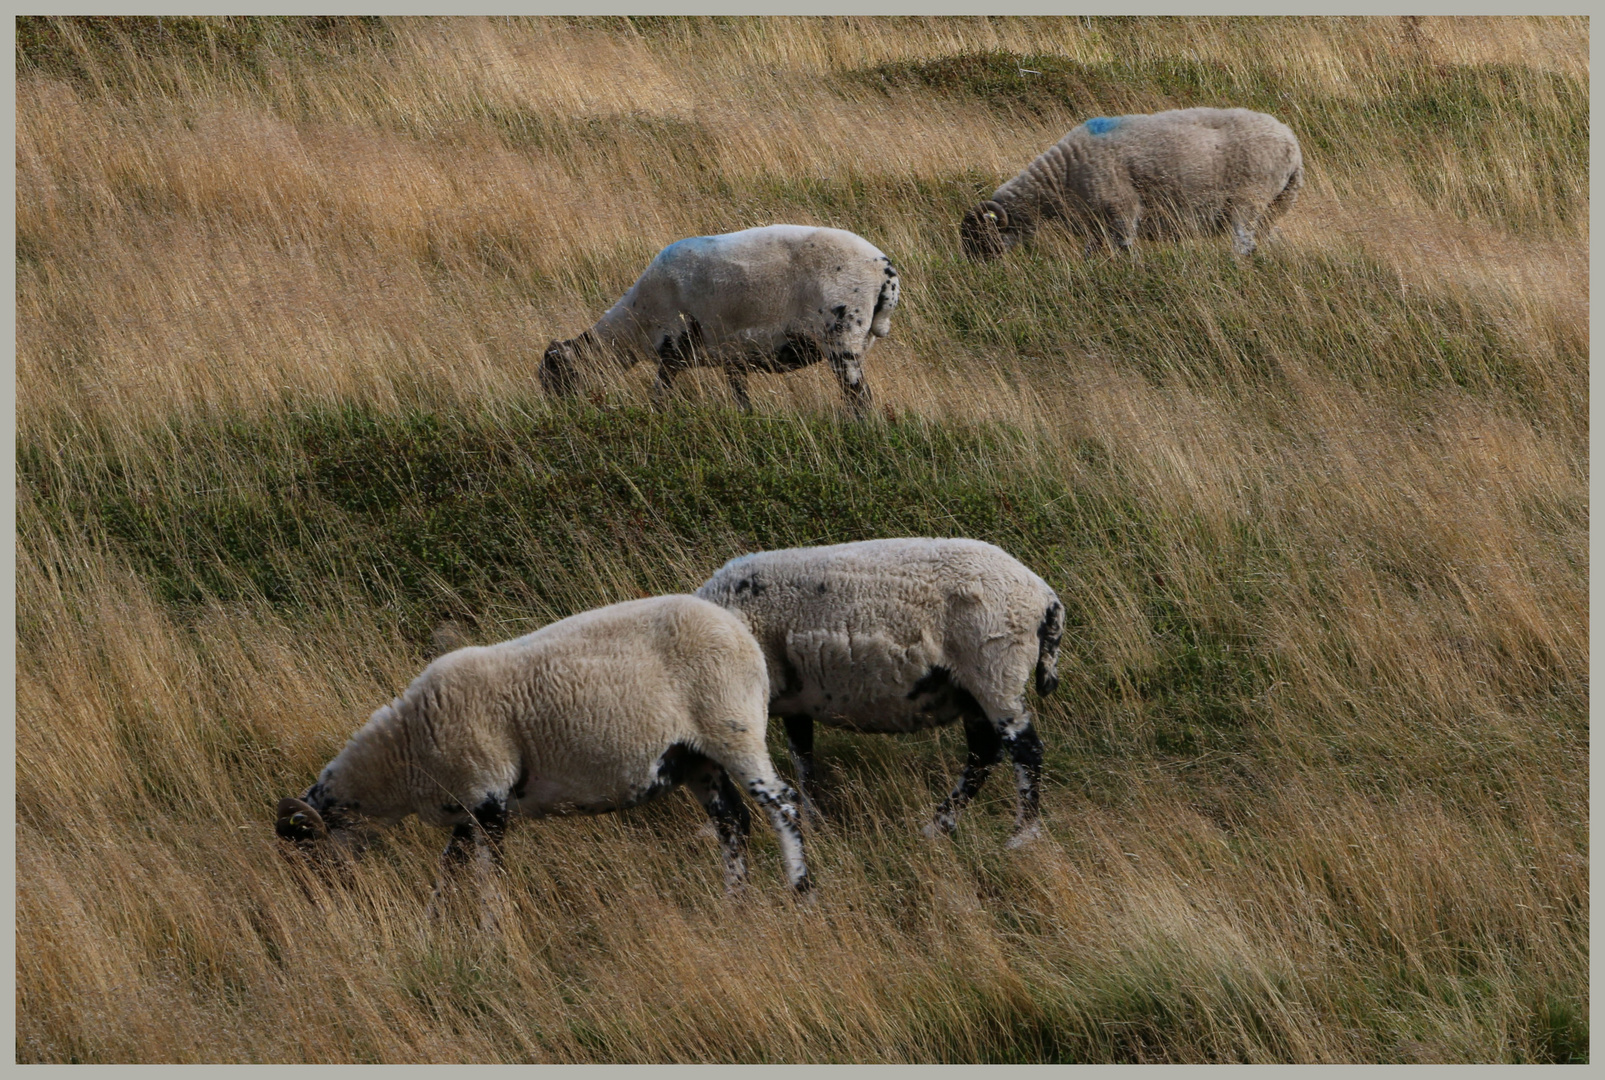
[960,201,1010,261]
[539,340,579,396]
[276,796,329,844]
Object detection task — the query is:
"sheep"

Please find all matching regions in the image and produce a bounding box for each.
[540,225,900,414]
[695,538,1065,846]
[961,107,1303,260]
[275,595,812,906]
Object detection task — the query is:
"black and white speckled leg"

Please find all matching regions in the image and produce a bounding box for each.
[828,353,873,415]
[427,794,509,925]
[1115,213,1140,254]
[925,712,1005,838]
[688,766,752,892]
[426,822,477,921]
[1002,717,1045,848]
[746,776,812,893]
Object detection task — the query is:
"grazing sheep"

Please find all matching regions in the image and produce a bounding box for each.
[961,107,1303,260]
[696,538,1065,846]
[540,225,900,414]
[275,595,811,903]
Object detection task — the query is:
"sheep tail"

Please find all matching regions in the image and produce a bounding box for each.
[869,265,900,338]
[1035,598,1065,697]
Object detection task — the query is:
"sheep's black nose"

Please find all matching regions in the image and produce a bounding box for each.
[276,814,314,841]
[275,796,326,842]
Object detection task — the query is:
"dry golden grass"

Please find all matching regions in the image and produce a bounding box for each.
[16,15,1587,1062]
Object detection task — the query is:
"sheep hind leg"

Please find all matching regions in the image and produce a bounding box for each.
[687,766,752,893]
[1225,199,1264,256]
[730,766,811,894]
[827,353,873,417]
[1230,220,1258,256]
[1001,716,1045,848]
[923,712,1004,838]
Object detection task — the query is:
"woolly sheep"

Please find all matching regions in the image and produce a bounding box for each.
[540,225,900,414]
[961,107,1303,260]
[275,595,811,901]
[696,538,1065,846]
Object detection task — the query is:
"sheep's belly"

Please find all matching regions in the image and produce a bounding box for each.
[778,629,964,732]
[510,768,666,818]
[776,673,981,734]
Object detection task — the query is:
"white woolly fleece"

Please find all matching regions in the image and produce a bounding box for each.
[307,595,778,827]
[697,538,1061,733]
[985,106,1303,254]
[592,224,899,359]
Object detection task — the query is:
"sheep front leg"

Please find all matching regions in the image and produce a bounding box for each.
[923,713,1004,838]
[1088,191,1140,256]
[652,317,703,409]
[1111,211,1140,255]
[426,823,477,922]
[651,361,680,408]
[724,367,754,413]
[427,798,509,929]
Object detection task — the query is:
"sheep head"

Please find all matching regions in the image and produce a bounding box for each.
[275,796,330,846]
[960,201,1010,261]
[275,791,370,876]
[540,339,583,397]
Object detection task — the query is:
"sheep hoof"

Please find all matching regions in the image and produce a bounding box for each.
[921,819,953,841]
[1005,823,1043,850]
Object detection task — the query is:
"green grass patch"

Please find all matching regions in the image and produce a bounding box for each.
[17,16,392,94]
[20,402,1278,773]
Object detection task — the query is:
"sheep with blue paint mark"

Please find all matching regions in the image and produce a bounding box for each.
[961,107,1303,259]
[541,225,900,414]
[275,595,811,903]
[696,538,1065,846]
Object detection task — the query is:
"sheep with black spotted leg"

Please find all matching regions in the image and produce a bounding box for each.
[540,224,900,415]
[961,107,1303,260]
[275,595,812,913]
[696,538,1065,847]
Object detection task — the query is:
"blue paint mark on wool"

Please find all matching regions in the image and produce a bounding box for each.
[659,235,716,262]
[1085,116,1121,135]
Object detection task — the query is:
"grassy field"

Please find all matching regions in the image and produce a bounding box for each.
[15,15,1588,1063]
